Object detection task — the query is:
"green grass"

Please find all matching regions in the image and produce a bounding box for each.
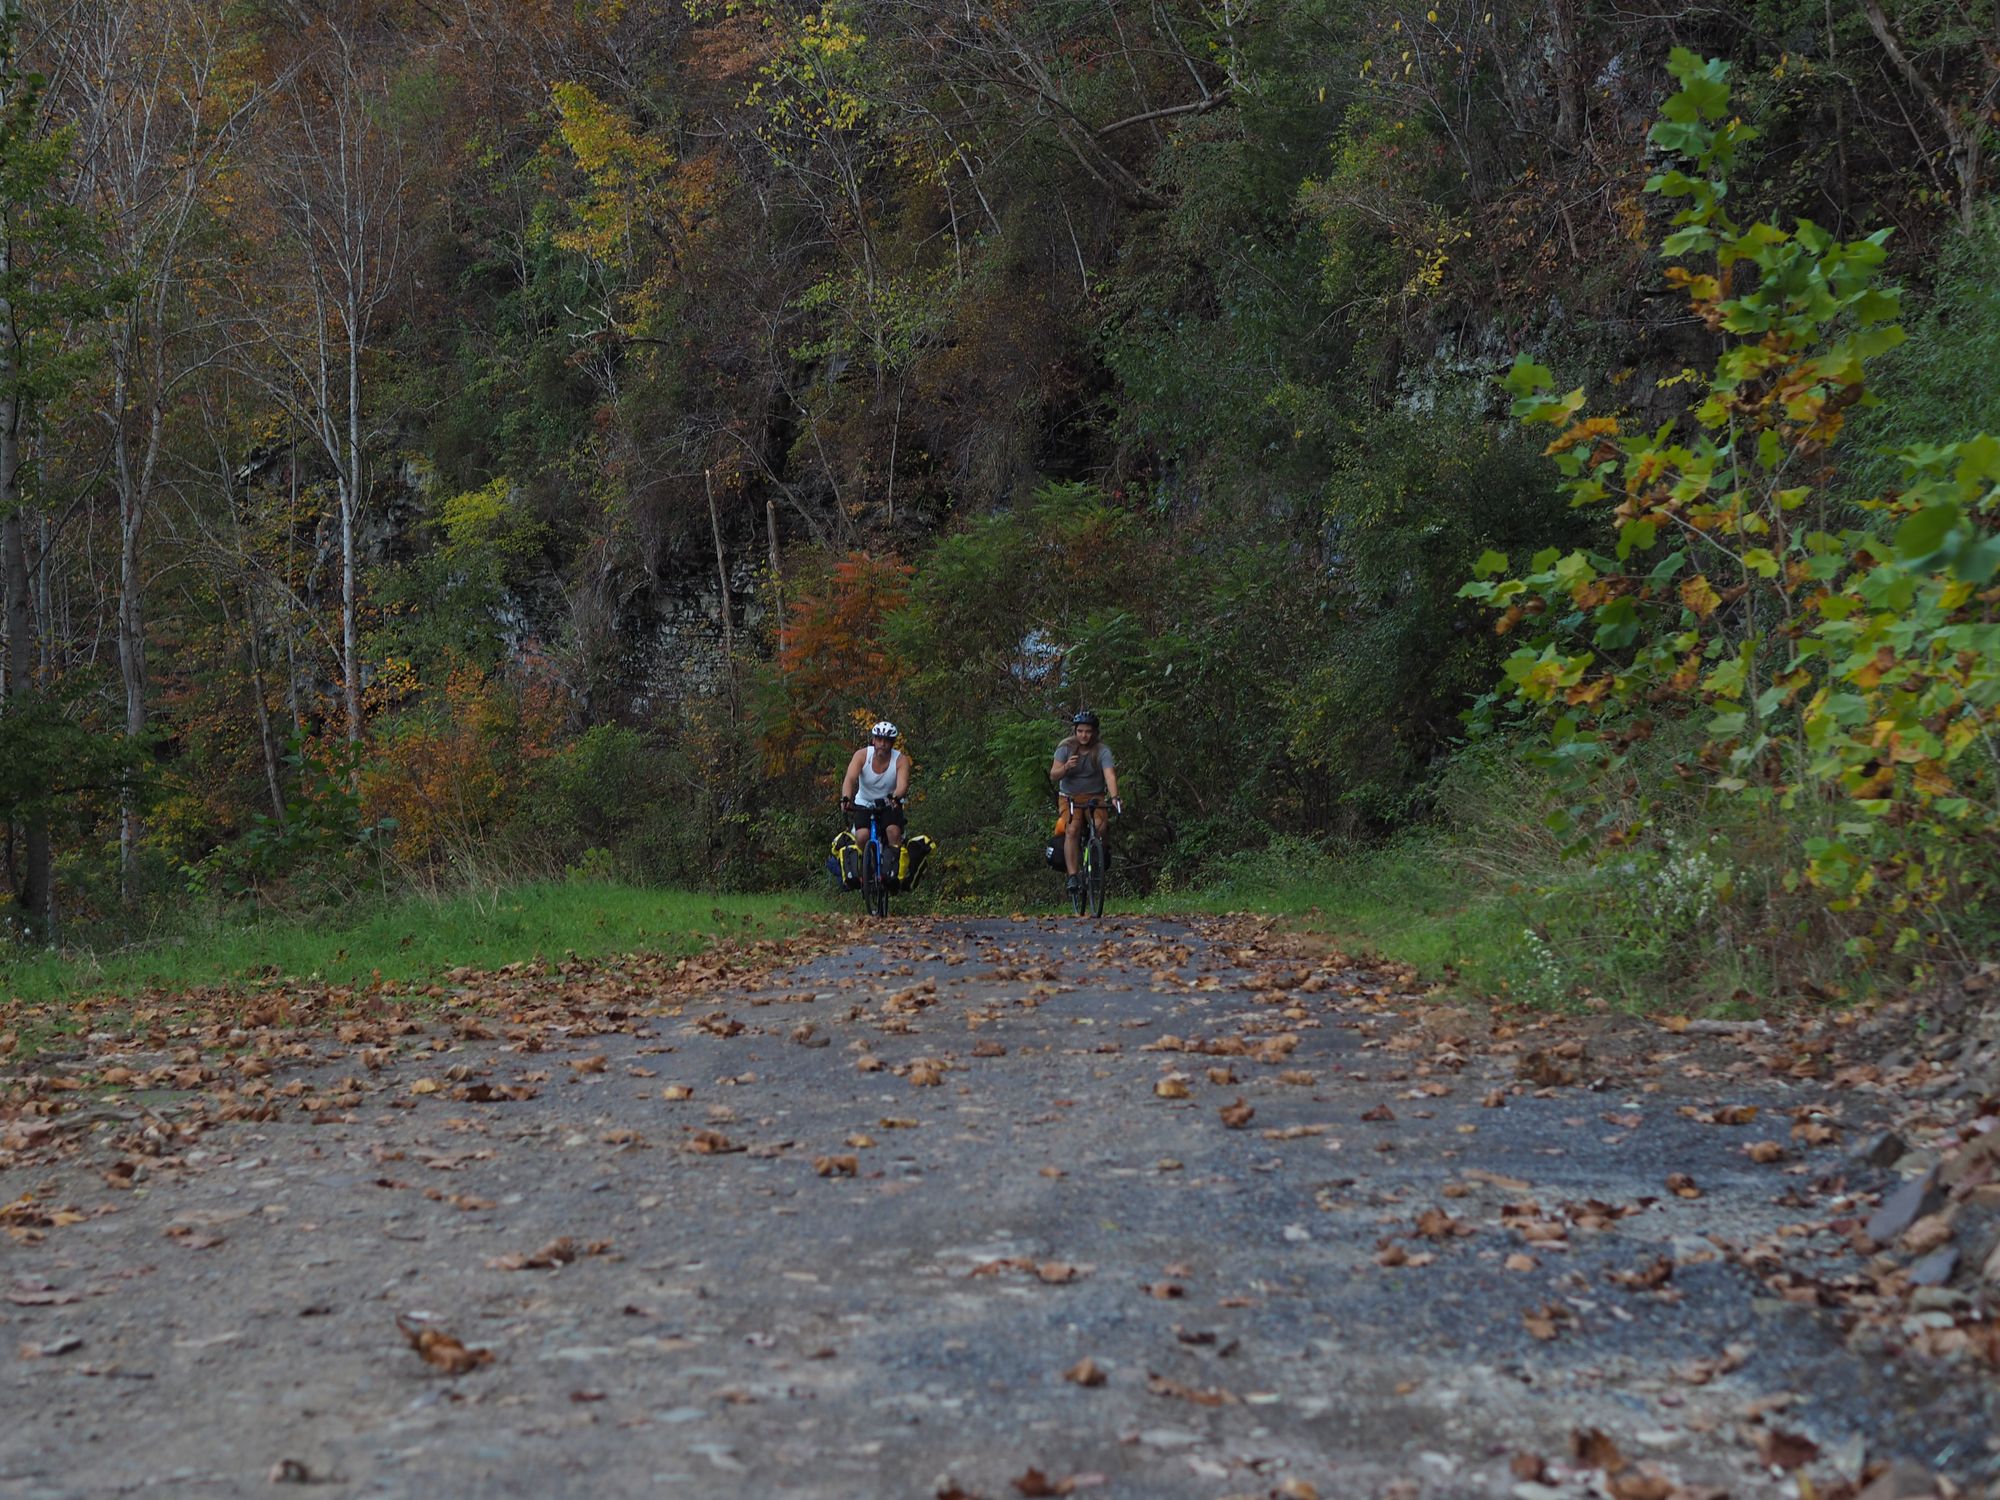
[0,882,812,1007]
[1147,837,1526,996]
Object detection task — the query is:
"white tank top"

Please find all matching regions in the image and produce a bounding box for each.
[854,747,902,807]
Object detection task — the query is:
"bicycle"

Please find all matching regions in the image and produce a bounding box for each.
[1063,795,1118,918]
[843,799,904,918]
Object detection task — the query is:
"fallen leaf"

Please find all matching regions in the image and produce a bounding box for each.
[18,1335,83,1358]
[486,1236,578,1271]
[1572,1427,1626,1472]
[1064,1356,1106,1387]
[813,1155,859,1178]
[397,1317,493,1375]
[1154,1075,1191,1100]
[1666,1173,1702,1199]
[1752,1427,1819,1470]
[1219,1098,1255,1129]
[1901,1213,1954,1256]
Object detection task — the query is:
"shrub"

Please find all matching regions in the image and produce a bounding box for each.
[1462,51,2000,980]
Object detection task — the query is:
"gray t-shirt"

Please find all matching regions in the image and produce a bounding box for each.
[1053,737,1114,797]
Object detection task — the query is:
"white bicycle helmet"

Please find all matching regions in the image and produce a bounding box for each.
[870,720,899,741]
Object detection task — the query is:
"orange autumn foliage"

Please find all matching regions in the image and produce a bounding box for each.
[362,663,568,870]
[764,552,912,775]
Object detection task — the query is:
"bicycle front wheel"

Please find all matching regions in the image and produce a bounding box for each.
[1087,835,1106,917]
[864,848,888,916]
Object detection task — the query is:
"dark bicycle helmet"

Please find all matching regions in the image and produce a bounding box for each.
[1071,709,1100,727]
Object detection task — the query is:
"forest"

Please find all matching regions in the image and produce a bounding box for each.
[2,0,1998,1007]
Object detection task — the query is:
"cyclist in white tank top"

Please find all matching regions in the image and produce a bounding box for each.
[841,719,911,851]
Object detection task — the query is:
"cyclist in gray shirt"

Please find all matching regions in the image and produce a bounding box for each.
[1049,709,1123,896]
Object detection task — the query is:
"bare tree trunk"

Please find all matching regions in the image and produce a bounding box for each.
[704,468,735,683]
[765,497,783,634]
[242,586,287,826]
[1864,0,1998,231]
[1550,0,1588,153]
[111,334,152,901]
[342,317,362,745]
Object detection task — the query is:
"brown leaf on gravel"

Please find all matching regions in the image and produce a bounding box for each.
[1278,1070,1316,1086]
[1375,1241,1408,1267]
[1901,1213,1954,1255]
[1064,1356,1106,1387]
[1666,1173,1702,1199]
[1504,1253,1537,1272]
[1154,1075,1191,1100]
[1675,1343,1749,1386]
[568,1055,608,1075]
[1146,1371,1234,1406]
[1523,1303,1574,1341]
[1262,1124,1329,1141]
[907,1060,946,1087]
[486,1236,578,1271]
[685,1129,741,1155]
[1036,1261,1087,1284]
[1752,1427,1819,1470]
[1144,1280,1185,1299]
[1361,1104,1396,1122]
[813,1155,859,1177]
[1517,1050,1581,1087]
[397,1317,493,1375]
[972,1041,1006,1058]
[1219,1098,1255,1128]
[1482,1089,1508,1108]
[1510,1453,1547,1481]
[1415,1207,1473,1240]
[660,1084,693,1100]
[18,1334,84,1358]
[1010,1466,1106,1496]
[425,1190,497,1211]
[1206,1066,1237,1086]
[163,1225,225,1250]
[1572,1427,1625,1472]
[1607,1256,1674,1292]
[1608,1468,1675,1500]
[1745,1140,1787,1164]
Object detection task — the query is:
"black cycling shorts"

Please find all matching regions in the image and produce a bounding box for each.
[850,803,905,834]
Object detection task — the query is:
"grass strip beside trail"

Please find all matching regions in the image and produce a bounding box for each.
[1153,842,1525,998]
[0,882,809,1009]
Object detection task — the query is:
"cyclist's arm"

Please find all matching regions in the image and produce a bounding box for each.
[1104,765,1121,802]
[1048,751,1070,783]
[840,748,864,803]
[893,756,910,800]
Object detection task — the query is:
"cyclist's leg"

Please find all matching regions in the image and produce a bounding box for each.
[1063,806,1083,875]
